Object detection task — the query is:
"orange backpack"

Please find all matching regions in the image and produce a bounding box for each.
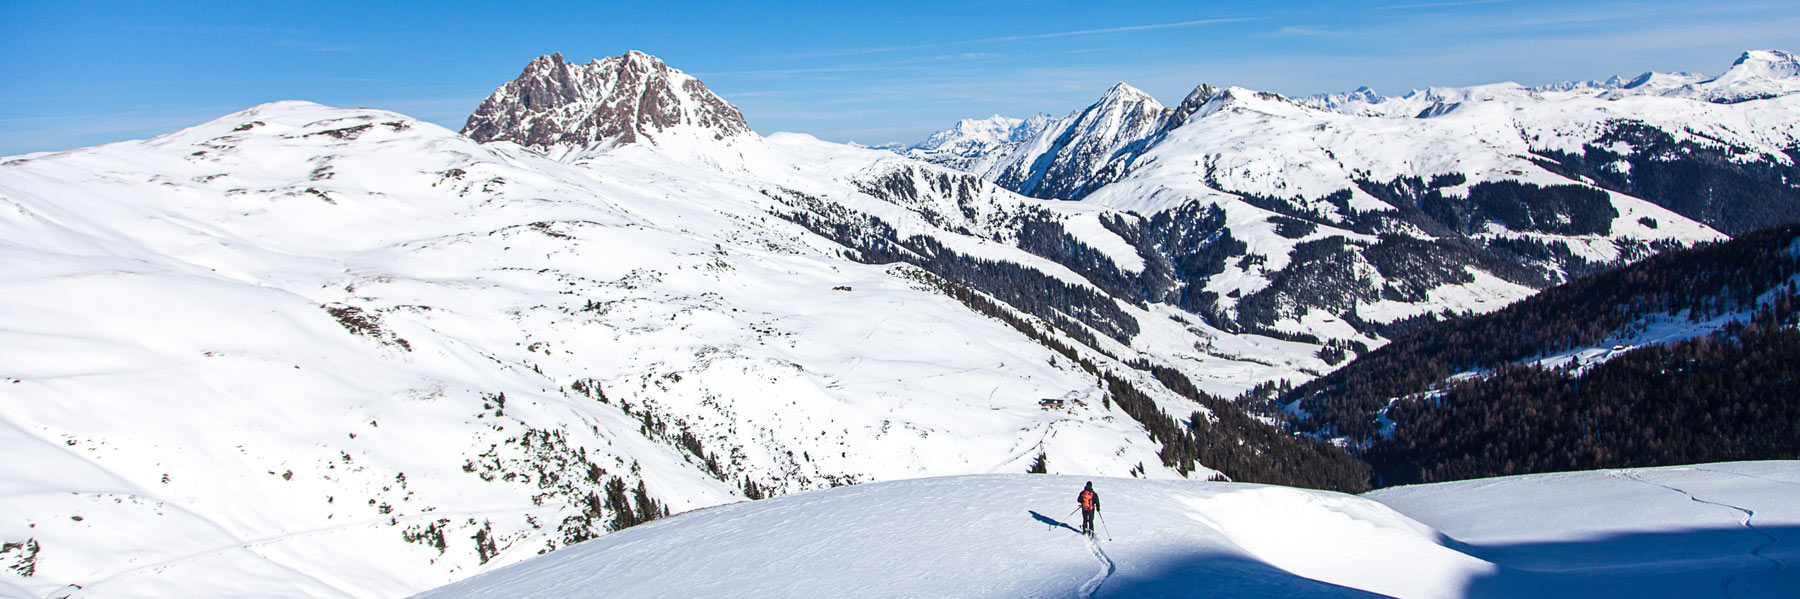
[1079,490,1096,509]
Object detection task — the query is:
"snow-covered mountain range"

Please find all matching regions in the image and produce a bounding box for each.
[1292,51,1800,116]
[0,53,1359,598]
[899,49,1800,347]
[900,113,1053,174]
[4,48,1799,598]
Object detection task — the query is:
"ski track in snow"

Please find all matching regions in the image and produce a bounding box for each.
[1620,470,1786,597]
[1077,534,1113,599]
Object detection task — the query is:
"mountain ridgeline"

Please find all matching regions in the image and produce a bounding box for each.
[902,50,1800,348]
[1274,224,1800,487]
[8,48,1800,596]
[463,53,1391,493]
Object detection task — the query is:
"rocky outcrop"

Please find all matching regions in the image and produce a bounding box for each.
[462,51,749,154]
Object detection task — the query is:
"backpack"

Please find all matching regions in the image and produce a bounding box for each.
[1079,489,1096,510]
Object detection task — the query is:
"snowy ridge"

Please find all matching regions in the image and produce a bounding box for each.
[982,83,1212,201]
[1303,50,1800,113]
[423,463,1800,598]
[1666,49,1800,103]
[902,113,1053,174]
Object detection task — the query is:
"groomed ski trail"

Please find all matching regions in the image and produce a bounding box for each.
[1077,535,1114,598]
[1621,470,1785,598]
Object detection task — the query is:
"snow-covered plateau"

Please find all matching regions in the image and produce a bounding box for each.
[422,462,1800,599]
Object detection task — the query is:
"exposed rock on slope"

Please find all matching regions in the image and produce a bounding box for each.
[462,51,749,155]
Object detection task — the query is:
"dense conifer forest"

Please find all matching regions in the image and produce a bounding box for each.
[1278,224,1800,487]
[1532,121,1800,235]
[1366,314,1799,486]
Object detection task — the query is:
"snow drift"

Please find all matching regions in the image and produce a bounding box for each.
[423,462,1800,599]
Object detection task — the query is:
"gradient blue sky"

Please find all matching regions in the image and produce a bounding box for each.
[3,0,1796,154]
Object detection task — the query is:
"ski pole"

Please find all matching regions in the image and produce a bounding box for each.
[1098,510,1112,541]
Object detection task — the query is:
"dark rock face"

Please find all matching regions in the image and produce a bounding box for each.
[462,51,749,153]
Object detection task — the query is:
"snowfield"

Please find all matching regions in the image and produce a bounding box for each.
[422,462,1800,599]
[0,101,1200,599]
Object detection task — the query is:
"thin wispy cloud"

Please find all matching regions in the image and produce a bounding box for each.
[1377,0,1507,10]
[702,52,1003,78]
[971,17,1258,43]
[273,39,360,53]
[789,17,1257,59]
[1278,25,1330,36]
[1506,13,1638,29]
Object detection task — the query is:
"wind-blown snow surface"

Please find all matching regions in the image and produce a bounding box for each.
[0,101,1237,597]
[421,462,1800,598]
[1370,461,1800,598]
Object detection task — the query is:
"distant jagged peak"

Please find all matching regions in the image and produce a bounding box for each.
[1167,83,1222,124]
[1533,74,1630,93]
[1298,85,1385,112]
[1092,82,1164,111]
[916,113,1054,150]
[461,50,750,157]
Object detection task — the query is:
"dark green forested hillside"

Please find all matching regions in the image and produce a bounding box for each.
[1274,224,1800,487]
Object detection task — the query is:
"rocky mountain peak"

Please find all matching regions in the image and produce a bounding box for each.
[1093,82,1163,112]
[462,51,750,156]
[1168,84,1222,126]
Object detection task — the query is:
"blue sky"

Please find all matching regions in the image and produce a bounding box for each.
[3,0,1796,154]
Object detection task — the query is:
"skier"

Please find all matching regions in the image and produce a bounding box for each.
[1076,481,1100,536]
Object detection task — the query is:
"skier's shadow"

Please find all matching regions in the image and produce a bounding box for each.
[1029,510,1082,533]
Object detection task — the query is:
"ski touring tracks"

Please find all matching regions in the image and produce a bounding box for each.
[1077,533,1114,598]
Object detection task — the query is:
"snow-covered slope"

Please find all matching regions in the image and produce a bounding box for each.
[9,47,1796,598]
[421,462,1800,598]
[1369,461,1800,597]
[0,99,1255,598]
[0,56,1396,592]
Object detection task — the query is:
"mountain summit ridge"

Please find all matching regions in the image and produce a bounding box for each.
[461,51,750,157]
